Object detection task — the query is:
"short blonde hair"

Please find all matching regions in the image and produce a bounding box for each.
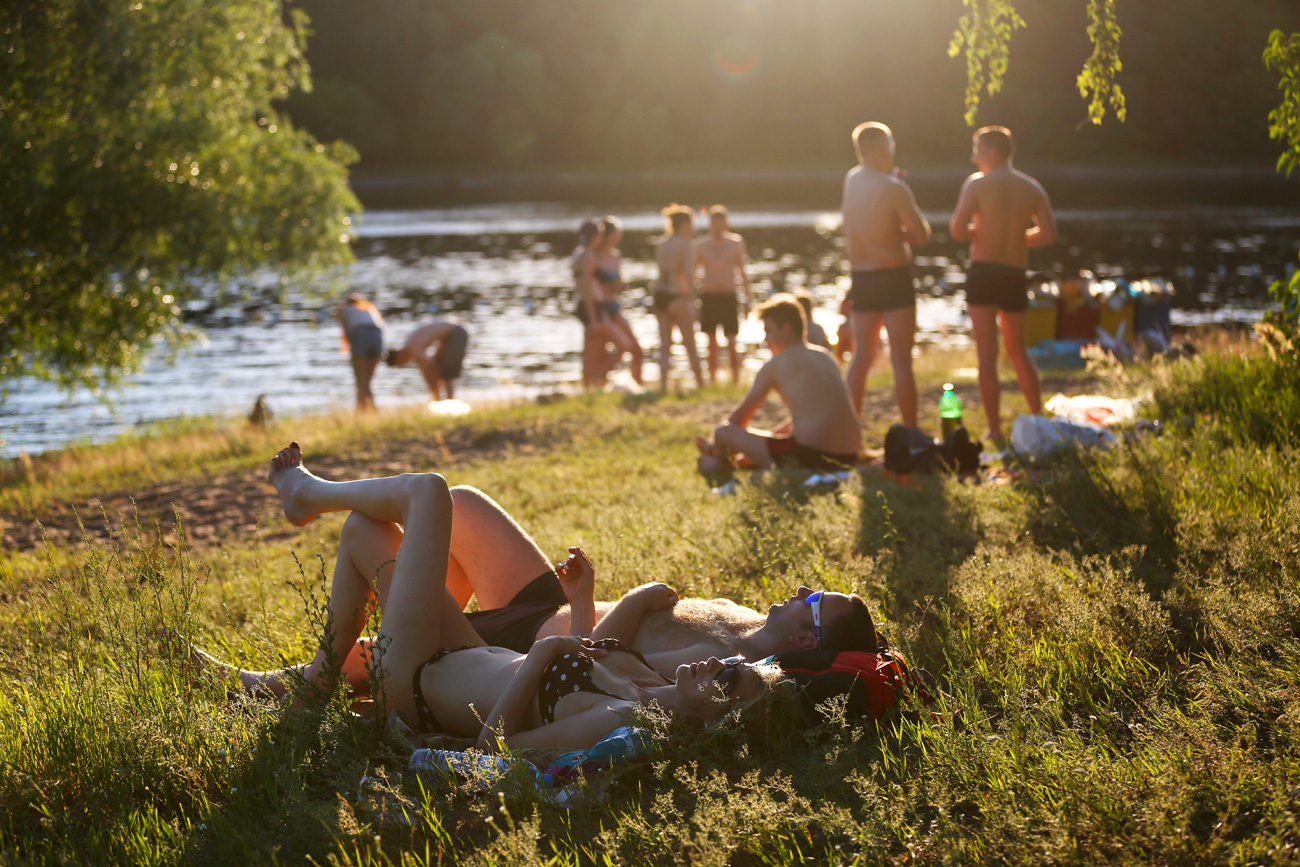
[852,121,893,162]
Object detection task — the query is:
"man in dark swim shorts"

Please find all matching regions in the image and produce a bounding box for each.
[950,126,1058,443]
[841,122,931,426]
[463,570,566,653]
[765,437,858,473]
[964,262,1030,313]
[847,267,917,314]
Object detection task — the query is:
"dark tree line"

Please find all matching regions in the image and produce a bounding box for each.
[285,0,1300,172]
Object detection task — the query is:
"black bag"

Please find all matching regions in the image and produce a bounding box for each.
[885,424,982,475]
[883,424,938,473]
[938,426,982,475]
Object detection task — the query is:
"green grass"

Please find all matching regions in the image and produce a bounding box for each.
[1,344,1298,865]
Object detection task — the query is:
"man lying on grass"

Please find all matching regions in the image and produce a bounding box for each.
[195,443,878,712]
[194,444,801,748]
[696,296,862,476]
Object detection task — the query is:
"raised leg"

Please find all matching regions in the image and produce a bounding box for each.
[712,422,775,470]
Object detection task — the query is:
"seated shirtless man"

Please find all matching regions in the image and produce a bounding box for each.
[696,295,863,475]
[212,444,878,699]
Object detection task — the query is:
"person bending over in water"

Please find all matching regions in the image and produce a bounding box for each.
[385,321,469,400]
[196,444,795,748]
[334,293,385,412]
[697,296,862,475]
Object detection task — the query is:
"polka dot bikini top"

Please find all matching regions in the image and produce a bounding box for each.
[537,638,659,725]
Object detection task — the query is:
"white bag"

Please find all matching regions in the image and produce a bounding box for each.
[1044,393,1138,427]
[1011,414,1116,459]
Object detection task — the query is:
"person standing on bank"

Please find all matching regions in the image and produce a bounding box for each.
[949,126,1058,445]
[694,205,755,384]
[841,122,931,427]
[651,204,705,392]
[335,293,385,413]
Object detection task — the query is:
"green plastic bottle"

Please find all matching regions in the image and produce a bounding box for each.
[939,383,963,439]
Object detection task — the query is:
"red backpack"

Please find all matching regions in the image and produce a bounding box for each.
[774,634,932,725]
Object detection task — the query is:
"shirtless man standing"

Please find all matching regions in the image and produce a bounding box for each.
[842,122,932,427]
[385,321,469,400]
[696,296,862,475]
[949,126,1058,443]
[694,205,755,384]
[201,443,879,701]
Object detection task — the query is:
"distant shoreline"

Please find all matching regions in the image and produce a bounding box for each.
[349,165,1300,210]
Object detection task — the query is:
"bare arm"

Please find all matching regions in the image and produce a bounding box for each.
[897,183,932,248]
[476,635,605,753]
[727,363,776,428]
[555,547,596,637]
[589,582,679,643]
[1025,186,1058,249]
[734,239,754,308]
[949,176,979,242]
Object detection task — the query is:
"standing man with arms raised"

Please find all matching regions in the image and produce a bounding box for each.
[949,126,1058,445]
[842,122,931,427]
[695,205,755,384]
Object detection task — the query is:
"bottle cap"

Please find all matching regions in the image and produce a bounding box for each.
[943,383,954,391]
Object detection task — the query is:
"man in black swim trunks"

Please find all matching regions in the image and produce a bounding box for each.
[841,122,932,427]
[950,126,1058,444]
[695,205,754,384]
[385,320,470,400]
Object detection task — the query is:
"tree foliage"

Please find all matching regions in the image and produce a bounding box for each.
[947,0,1027,127]
[0,0,358,391]
[1265,30,1300,338]
[1265,29,1300,177]
[1077,0,1127,125]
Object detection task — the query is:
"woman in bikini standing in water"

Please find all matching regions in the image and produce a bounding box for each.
[584,217,644,389]
[651,205,705,392]
[198,443,788,750]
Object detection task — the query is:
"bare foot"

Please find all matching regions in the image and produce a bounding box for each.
[159,628,288,699]
[267,441,319,527]
[695,435,717,457]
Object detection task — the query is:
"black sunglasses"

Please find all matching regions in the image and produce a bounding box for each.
[714,657,748,698]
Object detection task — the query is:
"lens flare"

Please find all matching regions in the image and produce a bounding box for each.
[711,38,760,82]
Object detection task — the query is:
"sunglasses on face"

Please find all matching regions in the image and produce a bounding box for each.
[713,657,748,698]
[804,590,825,647]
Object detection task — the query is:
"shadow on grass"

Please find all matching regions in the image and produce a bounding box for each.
[855,469,980,658]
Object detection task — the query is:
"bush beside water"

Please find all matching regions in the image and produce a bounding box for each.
[0,346,1299,865]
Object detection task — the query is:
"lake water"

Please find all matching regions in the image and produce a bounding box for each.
[3,201,1298,458]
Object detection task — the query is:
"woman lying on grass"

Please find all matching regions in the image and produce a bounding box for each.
[197,443,791,751]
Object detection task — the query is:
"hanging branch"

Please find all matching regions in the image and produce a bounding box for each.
[1077,0,1127,125]
[1264,30,1300,177]
[948,0,1026,126]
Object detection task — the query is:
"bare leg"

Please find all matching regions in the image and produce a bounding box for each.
[414,354,440,398]
[268,444,478,714]
[1000,310,1042,415]
[845,311,884,414]
[881,306,918,427]
[677,308,705,390]
[657,311,674,392]
[712,422,775,470]
[608,313,644,386]
[726,332,742,383]
[969,305,1003,439]
[352,355,379,412]
[706,330,720,384]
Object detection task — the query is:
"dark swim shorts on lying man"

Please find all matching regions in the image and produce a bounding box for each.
[464,570,566,653]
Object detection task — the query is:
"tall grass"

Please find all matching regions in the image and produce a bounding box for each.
[0,350,1298,864]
